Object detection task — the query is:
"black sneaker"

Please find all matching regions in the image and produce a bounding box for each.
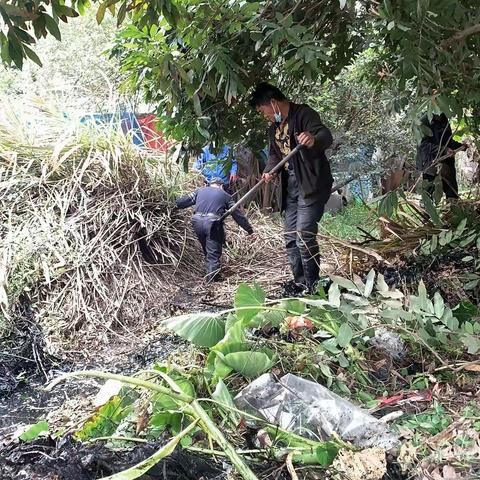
[281,280,306,297]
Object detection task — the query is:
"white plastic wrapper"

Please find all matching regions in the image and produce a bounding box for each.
[234,373,398,450]
[369,327,406,360]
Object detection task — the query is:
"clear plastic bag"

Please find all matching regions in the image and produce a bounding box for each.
[234,373,398,450]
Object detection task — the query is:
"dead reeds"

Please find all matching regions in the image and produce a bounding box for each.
[0,99,202,355]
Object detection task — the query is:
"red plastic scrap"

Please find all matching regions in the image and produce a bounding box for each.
[377,390,433,408]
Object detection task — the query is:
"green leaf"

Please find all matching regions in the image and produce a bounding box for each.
[376,273,389,293]
[330,275,359,293]
[319,362,333,379]
[152,377,195,410]
[363,269,375,298]
[234,283,265,322]
[193,93,202,116]
[454,217,467,237]
[99,421,197,480]
[19,421,49,442]
[208,342,249,379]
[223,351,274,378]
[7,32,23,69]
[421,191,442,227]
[96,2,108,24]
[316,443,339,466]
[212,379,240,426]
[281,299,306,315]
[249,310,286,328]
[77,394,134,440]
[453,301,479,323]
[52,5,79,18]
[337,323,353,347]
[117,1,127,27]
[221,319,246,343]
[462,335,480,355]
[433,292,445,318]
[23,45,42,67]
[164,313,225,347]
[44,15,61,41]
[328,283,341,308]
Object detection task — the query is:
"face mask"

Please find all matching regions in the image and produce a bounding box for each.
[271,101,282,123]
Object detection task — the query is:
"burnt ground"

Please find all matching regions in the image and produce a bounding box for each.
[1,232,477,480]
[1,435,229,480]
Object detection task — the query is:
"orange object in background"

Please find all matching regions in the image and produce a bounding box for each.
[286,316,314,330]
[137,114,175,152]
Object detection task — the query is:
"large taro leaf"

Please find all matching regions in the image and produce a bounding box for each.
[164,313,225,347]
[151,377,196,411]
[234,283,265,322]
[249,309,286,328]
[206,342,250,379]
[222,350,275,378]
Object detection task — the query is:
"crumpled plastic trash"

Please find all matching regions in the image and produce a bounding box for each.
[234,373,398,450]
[369,327,406,360]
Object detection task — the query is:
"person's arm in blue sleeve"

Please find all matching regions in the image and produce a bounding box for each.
[176,191,197,209]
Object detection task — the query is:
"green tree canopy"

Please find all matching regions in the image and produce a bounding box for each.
[2,0,479,149]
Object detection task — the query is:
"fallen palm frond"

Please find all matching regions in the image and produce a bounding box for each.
[362,191,480,260]
[0,98,203,353]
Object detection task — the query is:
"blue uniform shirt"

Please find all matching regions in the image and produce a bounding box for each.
[193,145,238,185]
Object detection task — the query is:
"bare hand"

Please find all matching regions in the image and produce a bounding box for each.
[230,173,239,183]
[248,233,257,241]
[262,172,277,183]
[297,131,315,148]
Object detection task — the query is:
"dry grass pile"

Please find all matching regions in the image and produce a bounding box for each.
[0,99,203,355]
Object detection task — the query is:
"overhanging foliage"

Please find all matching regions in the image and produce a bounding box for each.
[1,1,480,148]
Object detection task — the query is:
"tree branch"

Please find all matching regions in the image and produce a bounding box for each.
[442,23,480,47]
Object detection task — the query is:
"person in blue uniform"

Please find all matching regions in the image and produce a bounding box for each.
[176,177,254,282]
[193,145,238,194]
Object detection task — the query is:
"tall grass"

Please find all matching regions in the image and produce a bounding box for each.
[0,98,199,353]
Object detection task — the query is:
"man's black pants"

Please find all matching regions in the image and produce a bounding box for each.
[422,157,459,199]
[284,171,326,288]
[192,214,223,280]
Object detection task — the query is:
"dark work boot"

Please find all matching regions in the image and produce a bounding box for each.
[281,280,307,297]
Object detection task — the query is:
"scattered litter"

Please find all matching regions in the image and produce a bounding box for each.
[375,390,432,410]
[286,316,314,330]
[332,447,387,480]
[369,327,406,359]
[234,373,398,449]
[379,411,404,423]
[93,379,123,407]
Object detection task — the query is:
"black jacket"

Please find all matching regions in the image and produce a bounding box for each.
[265,102,333,208]
[417,113,462,169]
[176,186,253,234]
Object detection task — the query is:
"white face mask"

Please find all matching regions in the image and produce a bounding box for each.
[271,101,282,123]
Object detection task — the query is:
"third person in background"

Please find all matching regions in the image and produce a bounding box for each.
[418,113,467,200]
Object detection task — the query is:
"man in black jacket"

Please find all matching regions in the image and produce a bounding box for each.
[176,178,254,282]
[418,113,466,199]
[249,82,333,293]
